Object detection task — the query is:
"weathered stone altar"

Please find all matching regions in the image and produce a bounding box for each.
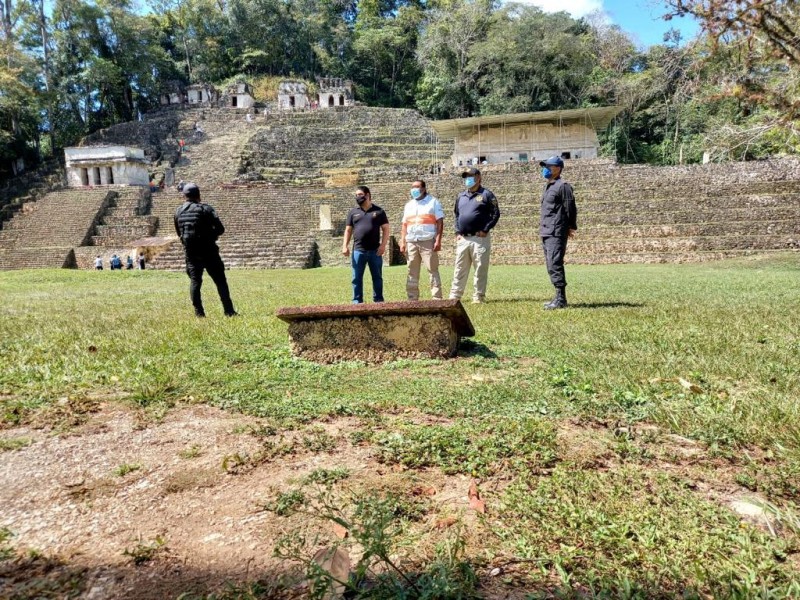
[276,299,475,362]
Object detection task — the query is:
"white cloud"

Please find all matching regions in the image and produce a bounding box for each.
[512,0,605,19]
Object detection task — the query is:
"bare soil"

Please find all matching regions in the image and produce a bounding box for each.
[0,404,481,599]
[0,405,783,599]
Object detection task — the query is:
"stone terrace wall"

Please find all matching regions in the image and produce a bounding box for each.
[81,113,184,164]
[305,158,800,265]
[0,188,118,269]
[139,157,800,271]
[239,107,452,185]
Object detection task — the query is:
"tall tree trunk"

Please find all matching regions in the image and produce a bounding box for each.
[2,0,20,137]
[39,0,53,156]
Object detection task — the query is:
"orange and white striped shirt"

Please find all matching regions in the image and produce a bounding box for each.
[402,195,444,242]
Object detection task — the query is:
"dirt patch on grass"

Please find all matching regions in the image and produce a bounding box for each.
[1,406,796,598]
[0,405,489,599]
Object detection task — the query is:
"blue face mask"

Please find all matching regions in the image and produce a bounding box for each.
[542,167,553,179]
[410,188,423,199]
[464,177,476,188]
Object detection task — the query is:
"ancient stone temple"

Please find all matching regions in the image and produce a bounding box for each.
[186,83,218,105]
[225,81,255,109]
[318,78,354,108]
[64,146,150,187]
[160,81,185,106]
[278,81,310,110]
[431,106,624,166]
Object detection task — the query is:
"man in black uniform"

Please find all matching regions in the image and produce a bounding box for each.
[174,182,237,317]
[341,185,390,303]
[539,156,577,310]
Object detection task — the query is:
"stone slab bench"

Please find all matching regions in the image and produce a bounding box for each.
[275,299,475,363]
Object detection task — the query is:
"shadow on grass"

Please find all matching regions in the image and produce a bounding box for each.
[458,338,497,358]
[570,301,644,309]
[488,297,645,310]
[0,551,740,600]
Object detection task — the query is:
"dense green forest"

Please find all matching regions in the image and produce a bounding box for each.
[0,0,797,174]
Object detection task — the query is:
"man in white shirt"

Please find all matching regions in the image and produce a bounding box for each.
[399,180,444,300]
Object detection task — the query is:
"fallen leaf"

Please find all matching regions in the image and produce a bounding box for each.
[411,486,437,497]
[332,523,348,539]
[469,496,486,513]
[311,547,351,599]
[678,377,703,394]
[468,480,486,513]
[468,480,479,499]
[435,516,458,530]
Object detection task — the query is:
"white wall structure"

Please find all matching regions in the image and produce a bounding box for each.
[278,81,310,110]
[64,146,150,187]
[431,107,624,166]
[187,84,218,105]
[226,82,255,109]
[318,77,354,108]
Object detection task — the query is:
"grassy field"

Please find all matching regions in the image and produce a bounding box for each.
[1,256,800,598]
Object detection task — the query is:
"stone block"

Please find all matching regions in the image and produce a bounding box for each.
[276,299,475,362]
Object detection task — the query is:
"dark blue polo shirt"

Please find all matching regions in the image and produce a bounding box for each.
[347,204,389,251]
[454,187,500,235]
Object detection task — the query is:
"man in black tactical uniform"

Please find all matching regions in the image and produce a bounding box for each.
[539,156,577,310]
[174,182,238,318]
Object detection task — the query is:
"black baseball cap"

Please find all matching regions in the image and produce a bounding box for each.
[182,182,200,197]
[461,167,481,178]
[539,156,565,168]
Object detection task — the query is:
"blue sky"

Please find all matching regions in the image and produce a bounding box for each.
[518,0,701,48]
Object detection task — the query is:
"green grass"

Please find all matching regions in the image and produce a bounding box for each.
[1,256,800,596]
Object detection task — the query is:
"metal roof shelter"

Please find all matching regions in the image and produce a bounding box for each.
[430,106,623,139]
[429,106,624,166]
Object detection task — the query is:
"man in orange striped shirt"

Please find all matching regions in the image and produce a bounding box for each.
[400,180,445,300]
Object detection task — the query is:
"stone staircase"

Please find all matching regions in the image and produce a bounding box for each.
[89,188,156,246]
[0,158,66,228]
[2,106,799,271]
[307,160,800,266]
[0,188,116,269]
[239,107,449,185]
[147,189,318,270]
[170,109,264,189]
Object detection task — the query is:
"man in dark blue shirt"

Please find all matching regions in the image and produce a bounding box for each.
[539,156,578,309]
[448,168,500,303]
[342,186,390,303]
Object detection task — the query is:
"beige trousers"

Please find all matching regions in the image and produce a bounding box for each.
[406,239,442,300]
[449,234,491,302]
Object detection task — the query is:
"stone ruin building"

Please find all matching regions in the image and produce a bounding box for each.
[431,106,624,166]
[159,81,185,107]
[318,77,354,108]
[225,81,255,109]
[160,82,219,107]
[186,83,219,105]
[64,146,149,187]
[278,81,310,110]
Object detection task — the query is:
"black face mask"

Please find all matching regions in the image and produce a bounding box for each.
[356,195,367,205]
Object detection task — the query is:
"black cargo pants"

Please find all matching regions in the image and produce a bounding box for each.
[184,247,235,316]
[542,235,568,288]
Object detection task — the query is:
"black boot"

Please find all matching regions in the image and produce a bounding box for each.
[544,287,567,310]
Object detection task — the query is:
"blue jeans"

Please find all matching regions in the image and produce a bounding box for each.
[351,249,384,303]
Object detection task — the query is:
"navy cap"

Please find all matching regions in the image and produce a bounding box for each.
[539,156,565,168]
[182,182,200,197]
[461,167,481,178]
